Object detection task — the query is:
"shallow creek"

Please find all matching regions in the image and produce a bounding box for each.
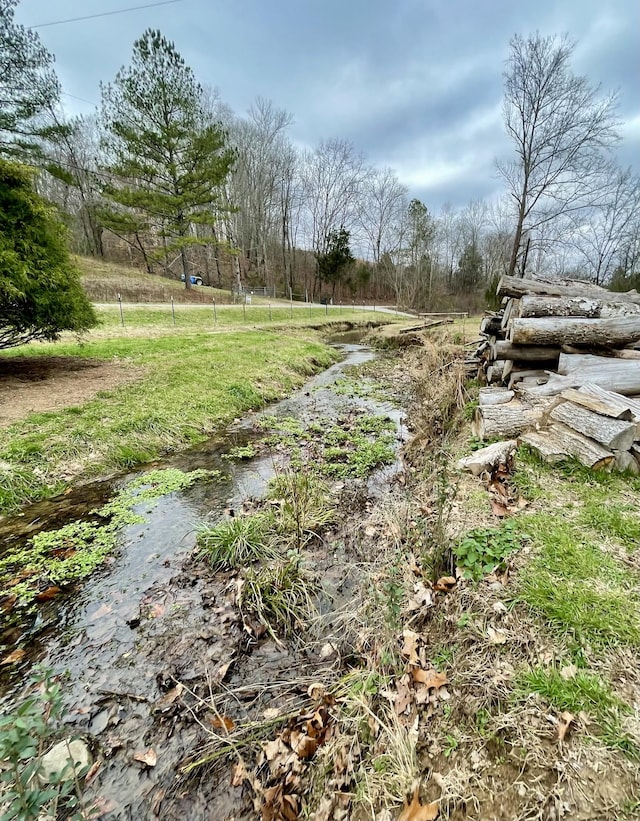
[0,339,408,819]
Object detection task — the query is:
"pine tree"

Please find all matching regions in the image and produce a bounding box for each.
[100,30,235,286]
[0,158,96,349]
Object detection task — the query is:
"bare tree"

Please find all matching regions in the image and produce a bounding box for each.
[358,167,407,263]
[498,33,619,278]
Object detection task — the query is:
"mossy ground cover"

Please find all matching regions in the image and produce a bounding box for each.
[0,327,341,514]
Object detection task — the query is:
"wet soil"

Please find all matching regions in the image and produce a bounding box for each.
[0,356,145,428]
[0,339,407,820]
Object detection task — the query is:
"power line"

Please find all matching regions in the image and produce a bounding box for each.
[62,92,97,106]
[30,0,183,29]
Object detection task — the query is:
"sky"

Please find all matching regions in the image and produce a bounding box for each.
[13,0,640,212]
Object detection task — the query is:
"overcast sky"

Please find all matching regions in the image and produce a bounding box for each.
[14,0,640,211]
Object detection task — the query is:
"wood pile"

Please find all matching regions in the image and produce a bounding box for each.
[471,275,640,472]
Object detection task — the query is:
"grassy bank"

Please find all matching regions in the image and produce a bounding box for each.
[0,327,342,514]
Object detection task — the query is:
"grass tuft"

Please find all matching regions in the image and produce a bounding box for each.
[197,513,278,571]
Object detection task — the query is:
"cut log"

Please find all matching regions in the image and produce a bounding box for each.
[491,341,560,362]
[497,274,640,306]
[556,352,639,374]
[550,401,637,451]
[501,299,519,330]
[518,295,640,319]
[558,384,640,423]
[519,423,614,470]
[479,388,515,406]
[480,315,503,336]
[508,369,550,390]
[457,440,518,476]
[509,315,640,347]
[472,403,542,440]
[487,360,507,384]
[613,450,640,474]
[525,362,640,397]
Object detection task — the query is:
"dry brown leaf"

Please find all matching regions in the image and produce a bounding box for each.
[398,786,439,821]
[1,648,26,665]
[411,668,448,690]
[290,730,319,760]
[263,707,281,720]
[1,594,17,613]
[231,759,251,788]
[560,664,578,681]
[433,576,456,592]
[490,499,508,517]
[407,581,433,611]
[35,586,61,602]
[210,715,235,732]
[85,759,102,785]
[152,684,183,713]
[486,626,508,644]
[133,748,157,767]
[401,630,421,664]
[557,711,574,742]
[394,676,414,715]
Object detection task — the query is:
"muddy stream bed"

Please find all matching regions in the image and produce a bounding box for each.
[0,339,409,820]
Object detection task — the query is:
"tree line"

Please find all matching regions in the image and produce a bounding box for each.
[1,0,640,347]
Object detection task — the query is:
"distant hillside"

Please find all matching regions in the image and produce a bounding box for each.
[75,257,234,304]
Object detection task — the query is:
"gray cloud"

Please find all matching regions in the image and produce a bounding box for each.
[14,0,640,208]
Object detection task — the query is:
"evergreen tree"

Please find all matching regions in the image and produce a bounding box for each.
[0,0,60,154]
[457,242,484,289]
[0,158,96,349]
[100,30,235,286]
[316,227,355,298]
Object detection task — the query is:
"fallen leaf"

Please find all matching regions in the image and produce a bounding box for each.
[486,626,508,644]
[263,707,281,720]
[231,758,251,788]
[152,684,183,713]
[1,594,17,613]
[560,664,578,681]
[82,796,118,819]
[1,648,26,665]
[133,748,157,767]
[557,711,574,742]
[433,576,456,592]
[407,581,433,611]
[364,525,377,538]
[411,668,448,690]
[36,586,61,601]
[210,715,235,732]
[85,759,102,785]
[401,630,421,664]
[490,500,508,517]
[398,786,439,821]
[394,675,414,715]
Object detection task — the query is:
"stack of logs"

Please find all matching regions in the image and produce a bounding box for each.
[472,275,640,471]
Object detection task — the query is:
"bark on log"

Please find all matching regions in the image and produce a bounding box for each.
[518,295,640,319]
[487,360,507,384]
[560,388,636,421]
[480,315,503,336]
[497,274,640,306]
[525,363,640,397]
[550,401,637,451]
[519,423,614,470]
[457,439,518,476]
[472,403,542,440]
[479,388,515,406]
[509,315,640,347]
[614,450,640,474]
[491,341,560,362]
[578,384,640,422]
[556,352,640,374]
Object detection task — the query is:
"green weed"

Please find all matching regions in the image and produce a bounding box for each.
[239,553,318,638]
[267,470,336,549]
[196,513,277,570]
[454,519,524,580]
[581,498,640,551]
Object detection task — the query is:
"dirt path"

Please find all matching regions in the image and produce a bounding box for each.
[0,356,143,428]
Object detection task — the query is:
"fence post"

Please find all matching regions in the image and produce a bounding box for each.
[290,297,293,319]
[325,302,328,316]
[117,293,124,327]
[269,301,272,321]
[243,297,246,321]
[213,298,217,325]
[171,296,176,325]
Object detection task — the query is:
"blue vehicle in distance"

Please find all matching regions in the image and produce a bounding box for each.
[180,274,205,286]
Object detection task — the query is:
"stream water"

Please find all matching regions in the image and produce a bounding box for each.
[0,339,407,819]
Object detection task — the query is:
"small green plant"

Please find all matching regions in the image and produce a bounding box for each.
[454,520,522,580]
[267,469,336,549]
[221,443,257,460]
[0,667,87,820]
[196,513,277,570]
[239,553,318,638]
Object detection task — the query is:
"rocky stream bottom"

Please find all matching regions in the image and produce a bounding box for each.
[1,338,420,820]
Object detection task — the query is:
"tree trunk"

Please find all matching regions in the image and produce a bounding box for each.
[509,315,640,347]
[497,274,640,305]
[518,295,640,318]
[472,402,542,439]
[520,424,614,470]
[526,363,640,397]
[550,401,637,451]
[492,340,560,361]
